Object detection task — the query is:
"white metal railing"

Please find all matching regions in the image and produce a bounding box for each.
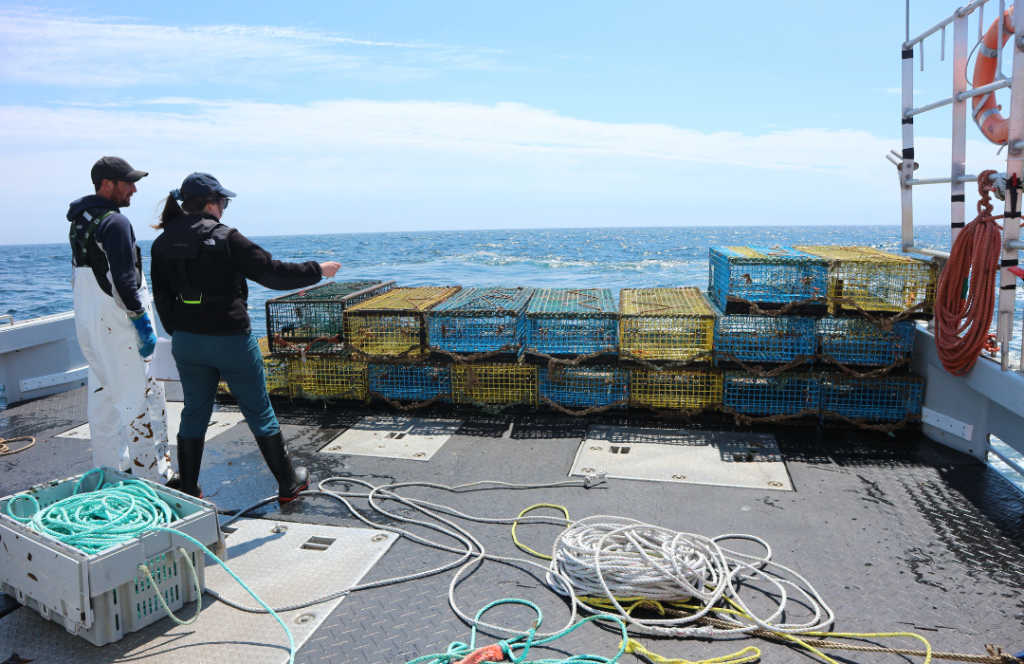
[899,0,1022,371]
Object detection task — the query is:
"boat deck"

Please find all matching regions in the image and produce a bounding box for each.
[1,386,1022,664]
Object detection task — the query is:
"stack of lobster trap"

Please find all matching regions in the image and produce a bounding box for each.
[233,244,934,428]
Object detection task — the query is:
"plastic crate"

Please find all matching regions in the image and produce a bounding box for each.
[427,287,535,353]
[266,280,394,355]
[714,313,816,365]
[708,246,828,314]
[0,469,224,646]
[821,374,925,422]
[816,317,916,366]
[619,288,716,363]
[369,364,451,402]
[289,356,368,401]
[525,289,618,356]
[451,363,538,407]
[628,369,723,410]
[539,365,629,409]
[794,245,937,318]
[345,286,462,357]
[723,372,821,416]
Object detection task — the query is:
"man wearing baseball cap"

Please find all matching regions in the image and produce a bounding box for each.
[66,157,175,484]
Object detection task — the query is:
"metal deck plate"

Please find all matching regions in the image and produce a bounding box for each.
[318,415,463,460]
[54,401,245,442]
[571,425,793,491]
[0,518,396,663]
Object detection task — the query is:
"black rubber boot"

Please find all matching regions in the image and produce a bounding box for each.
[176,435,205,499]
[254,431,309,502]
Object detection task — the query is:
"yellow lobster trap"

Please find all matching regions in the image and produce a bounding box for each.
[628,369,723,410]
[344,286,461,357]
[794,245,937,318]
[220,338,367,401]
[619,288,717,363]
[451,363,538,407]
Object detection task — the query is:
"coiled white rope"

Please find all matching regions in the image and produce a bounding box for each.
[546,515,836,638]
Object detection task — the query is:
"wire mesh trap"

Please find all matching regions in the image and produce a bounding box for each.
[345,286,462,357]
[619,288,717,363]
[525,288,618,356]
[794,245,937,318]
[451,363,538,407]
[816,317,916,366]
[714,313,816,365]
[369,364,452,402]
[723,371,822,417]
[539,365,629,409]
[708,245,828,314]
[628,369,724,410]
[288,356,369,401]
[820,373,924,422]
[427,286,535,353]
[265,280,394,355]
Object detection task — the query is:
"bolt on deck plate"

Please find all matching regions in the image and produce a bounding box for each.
[571,425,793,491]
[318,415,463,461]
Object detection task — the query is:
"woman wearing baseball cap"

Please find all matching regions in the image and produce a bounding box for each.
[150,172,341,502]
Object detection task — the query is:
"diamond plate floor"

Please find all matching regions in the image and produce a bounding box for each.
[2,392,1023,664]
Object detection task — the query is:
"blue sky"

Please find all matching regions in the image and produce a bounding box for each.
[0,1,1012,244]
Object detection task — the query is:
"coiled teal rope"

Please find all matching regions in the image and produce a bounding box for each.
[5,468,295,664]
[406,598,628,664]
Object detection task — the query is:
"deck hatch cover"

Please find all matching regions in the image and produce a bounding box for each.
[573,425,793,491]
[318,415,463,461]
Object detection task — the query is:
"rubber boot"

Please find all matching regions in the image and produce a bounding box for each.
[254,431,309,502]
[175,435,205,499]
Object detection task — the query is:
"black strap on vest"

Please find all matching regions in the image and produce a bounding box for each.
[69,208,118,297]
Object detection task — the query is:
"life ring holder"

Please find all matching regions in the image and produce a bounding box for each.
[972,6,1016,145]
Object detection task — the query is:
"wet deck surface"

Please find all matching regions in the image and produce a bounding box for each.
[2,386,1023,664]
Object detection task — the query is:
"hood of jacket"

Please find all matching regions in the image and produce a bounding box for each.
[66,195,120,222]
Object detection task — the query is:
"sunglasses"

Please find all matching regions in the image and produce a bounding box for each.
[220,198,231,209]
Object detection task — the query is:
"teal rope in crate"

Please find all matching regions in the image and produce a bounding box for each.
[5,468,297,664]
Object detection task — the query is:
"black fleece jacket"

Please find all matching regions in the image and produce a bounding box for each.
[66,195,145,314]
[150,213,322,336]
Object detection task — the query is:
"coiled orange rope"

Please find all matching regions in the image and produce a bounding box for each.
[935,170,1003,376]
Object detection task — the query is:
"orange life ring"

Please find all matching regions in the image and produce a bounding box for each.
[972,7,1015,145]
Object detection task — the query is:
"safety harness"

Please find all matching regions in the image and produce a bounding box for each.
[69,207,142,298]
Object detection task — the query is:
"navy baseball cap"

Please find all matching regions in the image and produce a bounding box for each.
[174,172,237,201]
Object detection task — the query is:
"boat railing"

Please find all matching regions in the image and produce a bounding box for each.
[898,0,1023,371]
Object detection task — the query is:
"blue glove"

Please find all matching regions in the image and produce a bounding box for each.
[130,312,158,358]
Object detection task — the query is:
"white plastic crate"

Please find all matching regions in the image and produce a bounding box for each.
[0,467,226,646]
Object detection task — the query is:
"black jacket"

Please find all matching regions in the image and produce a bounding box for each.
[66,195,145,314]
[151,213,322,336]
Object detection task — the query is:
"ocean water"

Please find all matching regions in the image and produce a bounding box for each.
[2,225,1019,343]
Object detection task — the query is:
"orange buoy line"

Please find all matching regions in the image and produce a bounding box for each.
[972,6,1015,145]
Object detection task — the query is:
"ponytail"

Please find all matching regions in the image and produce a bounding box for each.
[152,191,222,230]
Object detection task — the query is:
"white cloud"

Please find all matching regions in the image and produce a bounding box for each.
[0,7,503,87]
[0,97,996,243]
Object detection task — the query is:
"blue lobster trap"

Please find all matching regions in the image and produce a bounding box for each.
[708,246,828,315]
[427,287,534,353]
[368,364,451,402]
[714,313,816,365]
[525,289,618,356]
[723,372,821,417]
[816,317,916,366]
[539,366,629,409]
[821,374,924,422]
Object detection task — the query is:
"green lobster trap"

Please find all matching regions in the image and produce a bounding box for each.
[619,288,717,363]
[427,287,535,353]
[794,245,937,318]
[628,369,723,410]
[451,363,538,408]
[525,289,618,356]
[344,286,462,357]
[265,280,394,355]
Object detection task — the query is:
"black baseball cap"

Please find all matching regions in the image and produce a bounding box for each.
[91,157,148,187]
[177,172,237,201]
